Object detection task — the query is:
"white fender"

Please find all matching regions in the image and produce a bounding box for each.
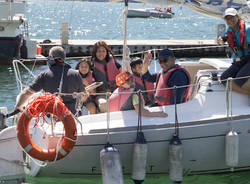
[100,145,124,184]
[225,130,239,168]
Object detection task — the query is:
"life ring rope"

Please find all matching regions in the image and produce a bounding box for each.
[17,93,77,162]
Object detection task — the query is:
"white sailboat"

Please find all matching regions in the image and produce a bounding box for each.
[0,0,250,183]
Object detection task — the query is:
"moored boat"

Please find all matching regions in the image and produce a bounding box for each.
[0,0,37,65]
[127,8,174,18]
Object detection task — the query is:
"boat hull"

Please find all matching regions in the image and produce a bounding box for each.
[0,37,21,64]
[26,115,250,177]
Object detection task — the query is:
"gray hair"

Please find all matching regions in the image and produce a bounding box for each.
[49,46,66,61]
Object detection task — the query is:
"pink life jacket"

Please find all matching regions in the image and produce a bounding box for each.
[94,56,120,91]
[109,87,134,112]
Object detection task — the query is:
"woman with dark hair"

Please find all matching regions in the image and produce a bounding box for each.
[91,40,122,112]
[75,59,97,114]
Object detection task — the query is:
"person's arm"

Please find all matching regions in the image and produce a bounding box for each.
[142,52,152,75]
[142,71,157,83]
[168,71,189,104]
[132,94,167,117]
[14,87,35,111]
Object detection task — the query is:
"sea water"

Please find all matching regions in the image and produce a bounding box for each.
[1,0,249,183]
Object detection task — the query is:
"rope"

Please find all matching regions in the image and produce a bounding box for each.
[173,86,179,137]
[106,92,111,144]
[13,60,36,92]
[136,90,143,136]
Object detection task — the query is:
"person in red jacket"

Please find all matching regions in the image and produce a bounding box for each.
[142,49,191,106]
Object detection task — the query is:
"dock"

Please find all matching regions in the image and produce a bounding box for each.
[37,39,228,59]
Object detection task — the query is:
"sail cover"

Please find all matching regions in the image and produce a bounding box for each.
[110,0,250,21]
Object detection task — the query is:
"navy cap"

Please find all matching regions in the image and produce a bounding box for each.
[158,49,174,59]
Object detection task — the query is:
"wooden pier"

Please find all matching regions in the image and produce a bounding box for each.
[37,39,228,58]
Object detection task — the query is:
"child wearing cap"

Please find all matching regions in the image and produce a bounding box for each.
[109,71,167,117]
[130,57,155,106]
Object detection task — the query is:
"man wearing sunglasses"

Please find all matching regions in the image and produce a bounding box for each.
[142,48,191,106]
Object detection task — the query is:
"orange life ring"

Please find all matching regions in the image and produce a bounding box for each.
[16,93,77,162]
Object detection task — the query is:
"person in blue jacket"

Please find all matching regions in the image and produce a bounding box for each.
[142,49,191,106]
[218,8,250,93]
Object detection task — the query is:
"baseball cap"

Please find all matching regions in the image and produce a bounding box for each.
[116,71,132,87]
[130,57,143,68]
[158,48,174,59]
[223,8,237,18]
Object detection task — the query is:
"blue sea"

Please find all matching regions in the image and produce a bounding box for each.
[2,0,250,183]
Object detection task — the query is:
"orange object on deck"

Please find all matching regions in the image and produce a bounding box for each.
[36,45,42,55]
[16,93,77,162]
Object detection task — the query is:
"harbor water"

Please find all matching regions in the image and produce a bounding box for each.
[1,0,250,183]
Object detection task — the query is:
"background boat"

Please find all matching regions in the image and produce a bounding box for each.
[127,8,174,18]
[0,0,39,65]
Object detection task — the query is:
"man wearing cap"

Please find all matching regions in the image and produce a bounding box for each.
[130,57,155,105]
[109,71,167,117]
[14,46,87,115]
[218,8,250,93]
[142,49,191,106]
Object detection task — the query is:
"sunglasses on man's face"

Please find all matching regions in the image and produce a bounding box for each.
[158,58,169,64]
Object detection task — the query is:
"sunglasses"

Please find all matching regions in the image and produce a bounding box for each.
[158,58,169,64]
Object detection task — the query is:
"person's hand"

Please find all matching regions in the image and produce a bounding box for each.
[82,78,89,87]
[142,52,152,74]
[82,91,89,102]
[217,36,225,45]
[158,111,168,117]
[14,105,24,112]
[144,52,152,65]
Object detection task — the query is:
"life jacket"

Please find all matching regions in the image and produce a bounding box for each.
[93,56,120,92]
[86,72,94,86]
[132,74,154,104]
[109,87,134,112]
[227,19,247,56]
[155,64,191,106]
